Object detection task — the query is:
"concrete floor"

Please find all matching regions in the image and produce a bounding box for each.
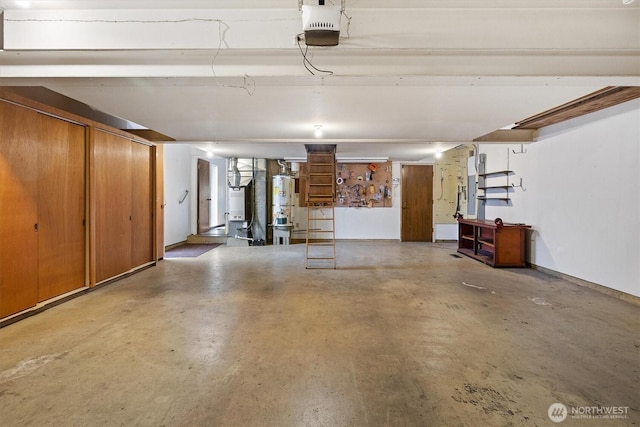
[0,242,638,427]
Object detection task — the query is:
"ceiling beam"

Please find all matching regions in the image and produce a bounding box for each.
[473,129,538,143]
[124,129,175,142]
[514,86,640,130]
[3,7,637,52]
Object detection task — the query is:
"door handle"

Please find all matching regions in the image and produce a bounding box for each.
[402,201,407,209]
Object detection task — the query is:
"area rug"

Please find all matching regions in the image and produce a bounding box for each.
[164,243,222,258]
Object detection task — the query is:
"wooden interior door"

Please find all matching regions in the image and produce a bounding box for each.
[37,114,86,302]
[131,141,154,267]
[197,158,211,234]
[401,164,433,242]
[0,101,40,317]
[94,130,133,282]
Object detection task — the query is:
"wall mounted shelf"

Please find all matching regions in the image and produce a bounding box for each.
[478,170,513,203]
[478,170,513,178]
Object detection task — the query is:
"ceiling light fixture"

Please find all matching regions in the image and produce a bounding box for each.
[314,124,323,138]
[16,0,31,7]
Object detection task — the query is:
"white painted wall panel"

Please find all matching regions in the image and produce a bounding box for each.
[163,144,193,246]
[482,99,640,297]
[335,207,400,240]
[435,224,458,241]
[335,161,401,240]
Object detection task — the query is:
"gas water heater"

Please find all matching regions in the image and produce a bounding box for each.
[272,175,294,225]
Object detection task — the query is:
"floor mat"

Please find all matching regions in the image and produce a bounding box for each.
[164,243,222,258]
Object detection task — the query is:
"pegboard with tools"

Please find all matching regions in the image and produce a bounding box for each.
[334,161,393,207]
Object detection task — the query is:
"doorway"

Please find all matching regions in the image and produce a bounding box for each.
[197,158,211,234]
[401,164,433,242]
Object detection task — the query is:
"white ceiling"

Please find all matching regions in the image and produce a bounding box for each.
[0,0,638,161]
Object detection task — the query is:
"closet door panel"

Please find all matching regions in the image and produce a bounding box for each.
[37,114,86,301]
[0,101,39,317]
[131,142,153,267]
[155,145,164,260]
[94,130,132,282]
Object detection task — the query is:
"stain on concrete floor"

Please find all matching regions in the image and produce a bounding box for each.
[0,242,638,426]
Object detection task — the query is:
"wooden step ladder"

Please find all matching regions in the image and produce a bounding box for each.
[305,144,337,269]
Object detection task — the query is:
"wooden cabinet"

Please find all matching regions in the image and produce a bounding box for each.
[0,100,86,317]
[94,129,154,283]
[457,217,530,267]
[155,144,165,259]
[131,141,154,267]
[0,90,159,321]
[37,112,86,302]
[0,101,40,317]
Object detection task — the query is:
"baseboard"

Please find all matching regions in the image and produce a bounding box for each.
[0,287,90,329]
[335,239,401,243]
[165,240,187,251]
[290,239,453,245]
[529,263,640,306]
[1,263,157,329]
[93,262,156,288]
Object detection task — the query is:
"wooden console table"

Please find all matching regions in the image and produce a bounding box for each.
[457,217,531,267]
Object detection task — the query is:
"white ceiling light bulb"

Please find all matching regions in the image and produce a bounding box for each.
[314,125,323,138]
[435,151,443,159]
[16,0,31,7]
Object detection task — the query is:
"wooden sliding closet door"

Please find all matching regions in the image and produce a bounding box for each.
[155,145,165,259]
[0,101,40,317]
[37,114,86,302]
[94,131,154,283]
[131,141,153,267]
[94,130,133,282]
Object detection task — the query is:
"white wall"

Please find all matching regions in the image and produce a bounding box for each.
[163,145,227,246]
[163,145,193,246]
[334,161,402,240]
[335,205,400,240]
[289,161,402,240]
[481,99,640,297]
[435,224,459,241]
[293,161,446,240]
